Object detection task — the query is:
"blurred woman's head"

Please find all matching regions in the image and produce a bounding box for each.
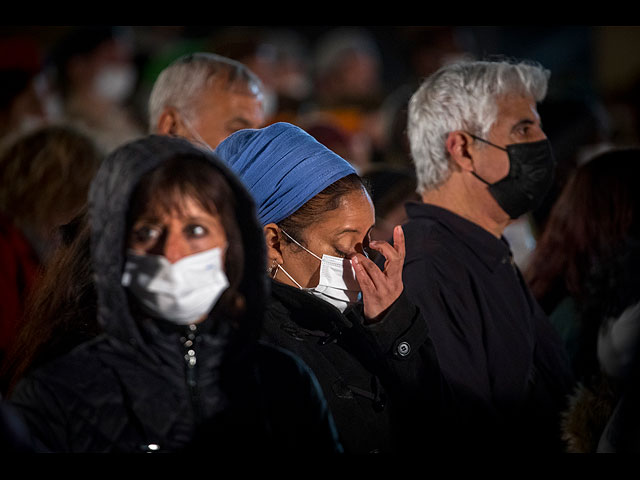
[526,147,640,301]
[0,123,103,260]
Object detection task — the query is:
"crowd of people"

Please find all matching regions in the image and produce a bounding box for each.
[1,26,639,453]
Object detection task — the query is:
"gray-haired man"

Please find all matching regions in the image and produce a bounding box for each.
[402,59,574,451]
[148,52,266,150]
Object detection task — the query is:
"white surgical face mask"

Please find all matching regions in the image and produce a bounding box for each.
[277,229,361,313]
[121,247,229,325]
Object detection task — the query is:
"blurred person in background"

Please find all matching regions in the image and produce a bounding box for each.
[258,29,314,125]
[207,27,281,123]
[525,147,640,452]
[49,26,144,153]
[362,164,419,243]
[299,27,388,173]
[0,210,98,397]
[0,124,103,369]
[0,35,57,146]
[301,119,372,174]
[597,302,640,453]
[207,26,316,127]
[148,51,266,149]
[374,27,477,171]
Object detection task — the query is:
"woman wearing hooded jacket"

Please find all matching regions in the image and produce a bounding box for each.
[214,122,449,454]
[6,135,341,453]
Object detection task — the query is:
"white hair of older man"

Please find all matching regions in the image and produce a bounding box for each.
[147,52,264,133]
[407,59,550,194]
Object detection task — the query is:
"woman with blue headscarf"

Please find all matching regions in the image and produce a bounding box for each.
[215,122,448,454]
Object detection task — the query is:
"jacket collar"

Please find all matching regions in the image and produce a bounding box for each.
[405,202,514,272]
[269,279,354,331]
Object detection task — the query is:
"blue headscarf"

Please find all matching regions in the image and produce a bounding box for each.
[214,122,357,226]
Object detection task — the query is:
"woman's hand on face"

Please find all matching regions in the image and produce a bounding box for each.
[351,225,405,323]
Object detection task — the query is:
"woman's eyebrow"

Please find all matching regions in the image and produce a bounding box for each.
[133,215,161,224]
[334,224,374,236]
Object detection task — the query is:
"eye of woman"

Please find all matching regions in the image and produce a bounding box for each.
[333,232,372,259]
[130,224,160,246]
[333,246,349,258]
[185,224,208,238]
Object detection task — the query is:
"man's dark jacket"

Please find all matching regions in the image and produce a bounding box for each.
[400,202,575,452]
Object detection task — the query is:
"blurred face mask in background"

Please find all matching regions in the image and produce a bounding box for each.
[122,247,229,325]
[93,63,137,103]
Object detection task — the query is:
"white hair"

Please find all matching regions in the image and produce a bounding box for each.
[407,59,550,194]
[147,52,264,132]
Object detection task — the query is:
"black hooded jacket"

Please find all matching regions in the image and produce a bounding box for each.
[8,135,342,453]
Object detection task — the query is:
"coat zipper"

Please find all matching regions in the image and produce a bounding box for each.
[182,324,202,422]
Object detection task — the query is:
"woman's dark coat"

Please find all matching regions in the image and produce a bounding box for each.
[7,135,341,453]
[263,279,448,453]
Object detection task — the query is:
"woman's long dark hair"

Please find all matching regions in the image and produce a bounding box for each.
[0,210,98,396]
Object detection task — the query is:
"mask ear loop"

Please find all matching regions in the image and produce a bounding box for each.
[280,228,322,262]
[466,132,508,186]
[467,132,507,152]
[274,263,304,289]
[275,228,321,290]
[181,114,215,153]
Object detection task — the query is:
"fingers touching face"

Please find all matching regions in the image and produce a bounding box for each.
[273,189,375,288]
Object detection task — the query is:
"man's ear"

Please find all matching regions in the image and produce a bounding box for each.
[445,130,475,173]
[155,107,181,136]
[263,223,284,266]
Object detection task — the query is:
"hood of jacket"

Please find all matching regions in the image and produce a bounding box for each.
[88,134,268,358]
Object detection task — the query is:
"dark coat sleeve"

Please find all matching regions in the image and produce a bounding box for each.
[9,370,72,452]
[358,291,443,396]
[348,290,454,450]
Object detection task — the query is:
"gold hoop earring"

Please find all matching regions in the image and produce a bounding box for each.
[267,260,278,276]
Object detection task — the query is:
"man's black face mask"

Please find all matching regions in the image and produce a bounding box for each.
[468,134,556,219]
